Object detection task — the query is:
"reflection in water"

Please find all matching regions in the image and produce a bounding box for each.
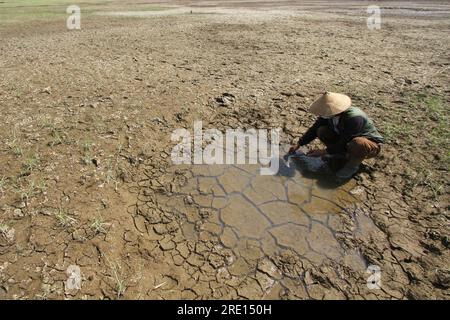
[158,152,371,272]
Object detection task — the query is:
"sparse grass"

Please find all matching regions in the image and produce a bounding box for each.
[105,144,123,190]
[7,131,24,157]
[444,151,450,170]
[34,292,49,300]
[11,143,23,157]
[13,179,46,205]
[383,93,448,150]
[90,215,108,234]
[112,266,126,298]
[380,102,416,145]
[82,140,93,152]
[54,207,77,227]
[413,94,449,169]
[40,116,68,147]
[36,179,47,194]
[22,154,40,173]
[381,121,407,143]
[49,128,67,147]
[0,177,6,196]
[0,223,14,243]
[40,116,55,129]
[390,92,450,199]
[404,167,445,199]
[81,140,94,165]
[105,157,116,184]
[422,96,449,149]
[91,115,107,134]
[104,257,126,299]
[377,91,448,200]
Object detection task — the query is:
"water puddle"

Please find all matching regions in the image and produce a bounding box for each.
[144,153,375,276]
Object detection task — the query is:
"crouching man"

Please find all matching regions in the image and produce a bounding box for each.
[289,92,384,179]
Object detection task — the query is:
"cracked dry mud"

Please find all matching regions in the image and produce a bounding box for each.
[0,0,449,300]
[134,155,380,299]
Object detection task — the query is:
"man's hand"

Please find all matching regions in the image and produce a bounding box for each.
[289,144,300,154]
[307,149,328,158]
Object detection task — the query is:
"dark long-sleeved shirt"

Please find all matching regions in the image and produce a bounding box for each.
[298,116,366,154]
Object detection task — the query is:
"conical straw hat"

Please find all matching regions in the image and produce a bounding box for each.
[309,92,352,117]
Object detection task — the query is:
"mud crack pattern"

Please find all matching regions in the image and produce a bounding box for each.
[136,156,375,299]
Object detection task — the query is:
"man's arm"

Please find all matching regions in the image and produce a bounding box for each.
[289,117,327,154]
[298,117,327,146]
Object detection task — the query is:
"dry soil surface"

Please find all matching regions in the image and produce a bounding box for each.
[0,0,449,299]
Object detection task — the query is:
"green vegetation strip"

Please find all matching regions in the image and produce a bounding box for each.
[0,0,170,24]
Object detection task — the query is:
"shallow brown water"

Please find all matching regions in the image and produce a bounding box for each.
[149,156,372,282]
